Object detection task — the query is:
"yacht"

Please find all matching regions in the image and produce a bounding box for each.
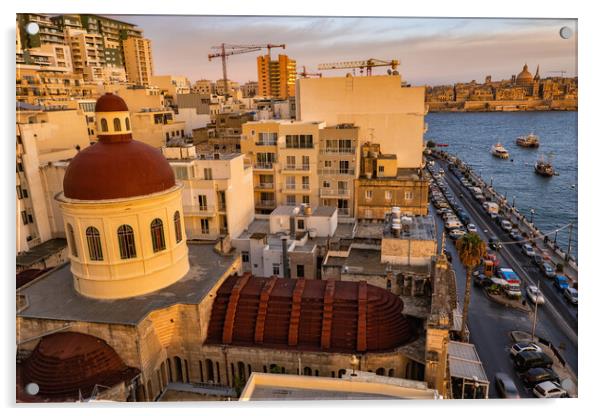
[535,155,555,177]
[491,143,510,159]
[516,133,540,148]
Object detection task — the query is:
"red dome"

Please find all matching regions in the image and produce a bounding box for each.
[21,332,139,400]
[63,138,176,200]
[95,92,129,112]
[207,274,415,353]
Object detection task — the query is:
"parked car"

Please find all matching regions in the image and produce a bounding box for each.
[554,275,570,291]
[563,287,578,305]
[532,381,567,398]
[445,219,463,230]
[489,237,502,250]
[513,351,553,372]
[457,212,471,224]
[500,220,513,232]
[521,368,560,388]
[531,254,543,267]
[540,262,556,278]
[510,230,522,241]
[474,274,493,288]
[467,223,478,233]
[526,285,546,305]
[522,244,536,257]
[449,228,467,240]
[494,373,520,399]
[510,342,543,357]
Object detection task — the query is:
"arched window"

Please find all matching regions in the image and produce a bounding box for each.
[86,226,103,261]
[117,225,136,259]
[151,218,166,252]
[125,117,130,130]
[100,118,108,132]
[174,211,182,243]
[67,223,78,257]
[113,117,122,132]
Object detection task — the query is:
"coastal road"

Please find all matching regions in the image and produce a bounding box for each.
[432,158,578,374]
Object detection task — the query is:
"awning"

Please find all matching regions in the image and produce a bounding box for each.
[448,341,489,384]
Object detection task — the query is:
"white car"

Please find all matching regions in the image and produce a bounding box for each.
[510,342,542,357]
[449,228,466,239]
[500,220,513,231]
[467,223,478,233]
[526,285,546,305]
[522,244,536,257]
[533,381,567,398]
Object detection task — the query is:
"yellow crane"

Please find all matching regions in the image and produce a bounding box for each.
[317,59,399,76]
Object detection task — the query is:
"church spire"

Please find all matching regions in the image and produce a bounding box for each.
[534,64,540,80]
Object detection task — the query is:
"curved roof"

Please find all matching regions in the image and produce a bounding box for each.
[95,92,129,112]
[207,274,415,353]
[516,64,533,85]
[21,332,139,400]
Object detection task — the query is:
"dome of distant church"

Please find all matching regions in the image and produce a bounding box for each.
[63,93,175,201]
[516,64,534,86]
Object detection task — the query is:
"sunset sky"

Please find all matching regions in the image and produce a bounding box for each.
[110,15,577,86]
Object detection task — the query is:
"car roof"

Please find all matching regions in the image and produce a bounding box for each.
[566,287,578,294]
[527,285,538,291]
[537,381,560,390]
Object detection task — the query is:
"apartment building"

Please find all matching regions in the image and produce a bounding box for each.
[65,28,106,82]
[242,81,258,98]
[318,124,361,217]
[297,74,427,169]
[161,146,254,240]
[192,79,213,95]
[102,84,164,112]
[17,14,66,49]
[354,142,429,220]
[193,112,254,154]
[257,54,297,99]
[16,108,90,253]
[16,67,97,106]
[123,37,154,85]
[131,109,186,148]
[241,120,324,214]
[151,75,191,100]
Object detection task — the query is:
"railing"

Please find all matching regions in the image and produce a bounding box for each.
[285,184,296,190]
[282,164,310,172]
[320,188,351,197]
[338,208,351,216]
[320,148,355,154]
[182,205,216,216]
[255,182,274,189]
[254,163,274,170]
[255,141,277,146]
[219,227,229,235]
[318,168,355,176]
[218,202,227,211]
[257,200,276,208]
[302,183,311,190]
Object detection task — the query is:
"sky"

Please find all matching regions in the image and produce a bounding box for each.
[110,15,577,86]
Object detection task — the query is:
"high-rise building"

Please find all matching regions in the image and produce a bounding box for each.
[257,54,296,99]
[122,37,154,85]
[64,28,106,82]
[17,14,66,49]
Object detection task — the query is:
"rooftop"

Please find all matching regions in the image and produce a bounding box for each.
[448,341,489,384]
[270,205,336,218]
[16,238,67,268]
[328,247,431,277]
[17,243,238,326]
[383,215,436,241]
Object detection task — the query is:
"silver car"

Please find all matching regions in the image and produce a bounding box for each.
[526,285,546,305]
[563,287,578,305]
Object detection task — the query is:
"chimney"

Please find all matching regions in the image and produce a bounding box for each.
[282,236,290,279]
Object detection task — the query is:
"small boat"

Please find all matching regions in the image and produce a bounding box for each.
[491,143,510,159]
[535,154,555,177]
[516,133,540,148]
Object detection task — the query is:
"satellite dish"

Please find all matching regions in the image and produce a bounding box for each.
[25,22,40,36]
[25,382,39,396]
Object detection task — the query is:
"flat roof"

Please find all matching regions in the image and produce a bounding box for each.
[448,341,489,383]
[16,238,67,268]
[336,247,430,277]
[383,215,436,241]
[17,243,237,326]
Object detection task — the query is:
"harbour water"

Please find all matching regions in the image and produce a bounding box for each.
[425,111,578,259]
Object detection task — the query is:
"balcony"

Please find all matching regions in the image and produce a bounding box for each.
[282,164,310,173]
[255,182,274,190]
[318,168,355,176]
[338,208,351,216]
[254,163,274,170]
[320,148,355,154]
[183,205,216,216]
[320,188,351,198]
[257,200,276,209]
[255,141,277,146]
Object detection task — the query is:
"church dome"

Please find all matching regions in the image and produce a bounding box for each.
[516,64,534,86]
[62,93,175,201]
[21,332,139,400]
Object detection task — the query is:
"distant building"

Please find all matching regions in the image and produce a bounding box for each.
[257,54,297,99]
[123,37,154,85]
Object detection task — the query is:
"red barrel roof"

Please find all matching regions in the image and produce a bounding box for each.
[207,274,415,353]
[95,92,129,112]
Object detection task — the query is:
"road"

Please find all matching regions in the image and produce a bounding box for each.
[427,157,578,398]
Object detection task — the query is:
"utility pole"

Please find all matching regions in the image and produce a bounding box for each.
[554,229,558,245]
[566,223,573,262]
[531,280,540,341]
[512,196,516,208]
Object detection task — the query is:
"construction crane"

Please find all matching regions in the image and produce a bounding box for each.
[317,59,400,76]
[208,43,285,97]
[298,66,322,78]
[547,70,567,77]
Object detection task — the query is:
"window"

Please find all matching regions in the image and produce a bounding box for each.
[323,181,330,188]
[113,118,122,132]
[117,225,136,259]
[302,176,310,190]
[286,195,296,206]
[339,160,349,174]
[378,165,385,173]
[200,219,210,234]
[324,160,332,168]
[286,155,295,169]
[297,264,305,278]
[174,211,182,243]
[100,118,108,132]
[286,176,295,190]
[16,186,23,199]
[385,191,393,201]
[67,223,78,257]
[125,117,130,130]
[302,156,310,170]
[365,190,373,200]
[204,168,213,180]
[151,219,166,252]
[297,219,305,230]
[17,161,24,172]
[272,264,280,276]
[405,191,414,200]
[302,195,310,204]
[86,227,103,261]
[242,251,249,263]
[174,166,188,180]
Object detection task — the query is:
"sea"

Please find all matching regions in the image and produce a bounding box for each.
[425,111,578,259]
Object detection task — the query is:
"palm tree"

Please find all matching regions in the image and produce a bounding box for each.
[456,232,487,342]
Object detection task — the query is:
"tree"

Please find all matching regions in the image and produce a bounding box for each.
[456,232,487,342]
[426,140,436,148]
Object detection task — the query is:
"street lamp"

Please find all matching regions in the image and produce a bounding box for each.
[530,208,535,224]
[512,196,516,208]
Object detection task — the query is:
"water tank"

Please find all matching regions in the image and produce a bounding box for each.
[304,205,312,216]
[392,223,401,238]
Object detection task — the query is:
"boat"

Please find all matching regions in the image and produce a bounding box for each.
[535,154,555,177]
[491,143,510,159]
[516,133,540,148]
